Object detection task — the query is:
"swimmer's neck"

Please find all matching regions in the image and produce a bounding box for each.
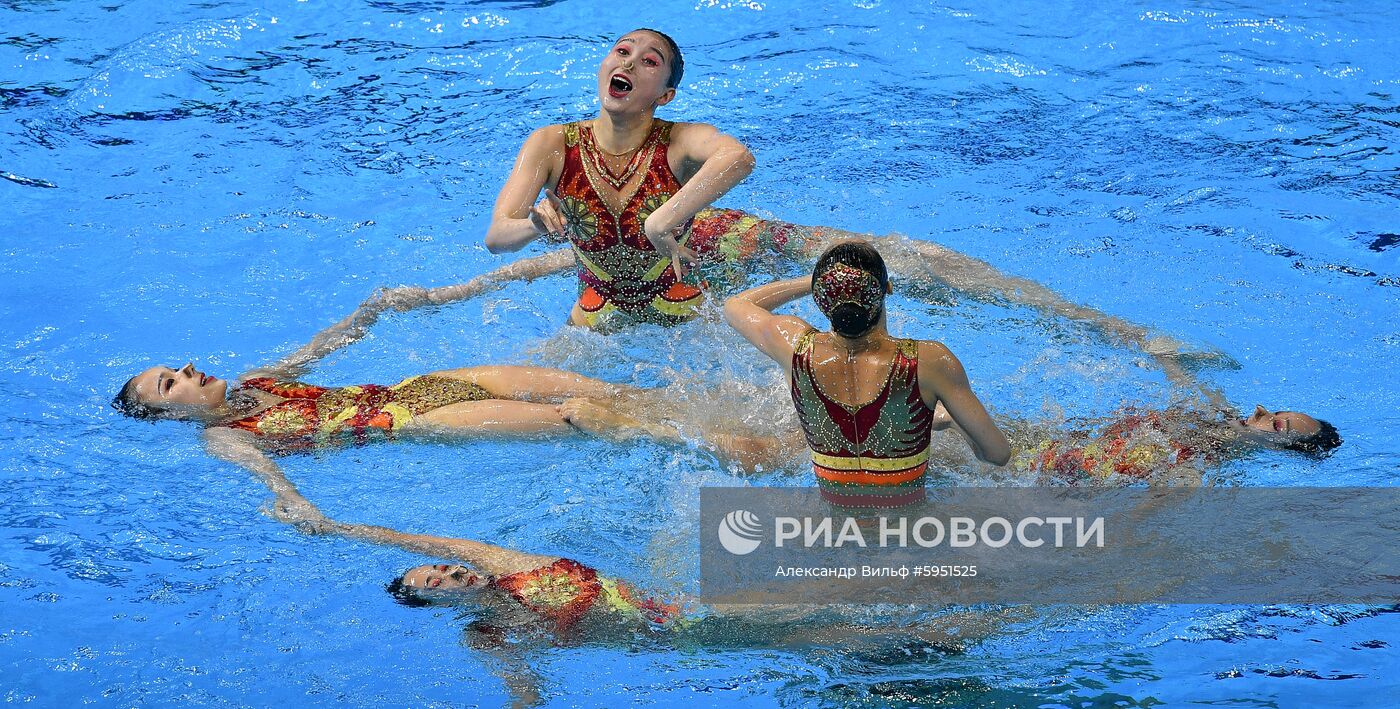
[205,387,282,425]
[830,320,891,353]
[592,109,656,152]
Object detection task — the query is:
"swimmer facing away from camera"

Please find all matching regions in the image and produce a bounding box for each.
[724,242,1341,493]
[716,243,1338,487]
[726,241,1012,508]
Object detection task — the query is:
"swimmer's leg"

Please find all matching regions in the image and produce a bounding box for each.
[558,397,684,445]
[559,397,798,472]
[433,366,641,401]
[704,429,806,473]
[409,400,572,436]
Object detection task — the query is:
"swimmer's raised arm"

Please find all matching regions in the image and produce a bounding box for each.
[644,123,756,276]
[723,276,814,367]
[485,126,568,253]
[241,249,574,381]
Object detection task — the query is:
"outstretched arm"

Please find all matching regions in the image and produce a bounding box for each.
[241,249,573,381]
[723,276,814,368]
[328,522,557,577]
[801,227,1226,395]
[202,427,321,525]
[870,235,1166,349]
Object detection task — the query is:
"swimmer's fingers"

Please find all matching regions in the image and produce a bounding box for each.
[269,496,330,534]
[671,244,700,280]
[528,202,566,240]
[544,188,566,213]
[530,190,568,239]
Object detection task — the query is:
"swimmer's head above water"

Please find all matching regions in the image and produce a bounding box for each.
[1234,404,1342,456]
[113,363,228,421]
[812,241,892,339]
[388,564,490,607]
[599,29,685,113]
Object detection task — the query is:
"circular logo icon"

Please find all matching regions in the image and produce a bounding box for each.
[717,510,763,555]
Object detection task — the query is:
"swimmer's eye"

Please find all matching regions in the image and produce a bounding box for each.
[643,57,658,67]
[616,47,629,56]
[163,376,173,394]
[427,577,441,588]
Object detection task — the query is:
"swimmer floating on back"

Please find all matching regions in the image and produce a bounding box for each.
[269,494,1020,706]
[111,253,768,522]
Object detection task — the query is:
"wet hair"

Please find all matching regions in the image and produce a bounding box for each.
[812,242,890,338]
[112,375,162,420]
[629,28,684,88]
[385,576,433,608]
[1282,420,1342,457]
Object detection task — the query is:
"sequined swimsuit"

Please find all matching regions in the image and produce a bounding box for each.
[1018,410,1211,482]
[789,330,936,508]
[555,120,822,327]
[220,375,492,449]
[491,559,680,631]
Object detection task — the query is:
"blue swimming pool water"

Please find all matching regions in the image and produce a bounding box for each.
[3,0,1397,705]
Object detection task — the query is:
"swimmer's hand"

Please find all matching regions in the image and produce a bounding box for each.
[528,189,569,242]
[644,216,699,279]
[270,495,331,535]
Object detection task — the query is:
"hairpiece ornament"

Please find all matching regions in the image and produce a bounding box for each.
[813,263,883,319]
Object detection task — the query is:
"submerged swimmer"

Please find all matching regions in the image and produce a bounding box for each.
[726,241,1012,507]
[1000,402,1341,485]
[272,499,1019,705]
[487,28,772,327]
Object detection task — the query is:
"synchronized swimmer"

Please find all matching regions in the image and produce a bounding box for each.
[112,27,1343,704]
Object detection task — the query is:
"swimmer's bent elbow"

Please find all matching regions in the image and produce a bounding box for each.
[484,228,523,254]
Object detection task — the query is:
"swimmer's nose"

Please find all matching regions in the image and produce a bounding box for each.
[1253,404,1269,419]
[180,362,195,377]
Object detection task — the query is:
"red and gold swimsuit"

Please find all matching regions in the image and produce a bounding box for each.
[220,375,491,450]
[789,330,935,508]
[491,559,680,631]
[1019,410,1209,482]
[555,120,822,326]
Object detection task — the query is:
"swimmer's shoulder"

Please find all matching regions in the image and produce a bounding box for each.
[516,125,570,178]
[665,120,722,145]
[524,123,570,150]
[914,339,964,371]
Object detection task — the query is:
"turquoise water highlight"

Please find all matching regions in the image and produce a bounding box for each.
[2,0,1397,705]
